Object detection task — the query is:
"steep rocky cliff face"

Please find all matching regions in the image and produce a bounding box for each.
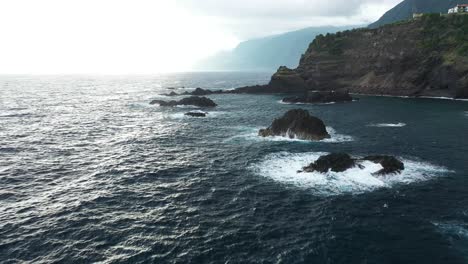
[268,14,468,99]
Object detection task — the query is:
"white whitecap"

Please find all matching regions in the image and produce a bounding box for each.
[225,127,353,143]
[433,222,468,239]
[368,123,406,128]
[250,152,452,196]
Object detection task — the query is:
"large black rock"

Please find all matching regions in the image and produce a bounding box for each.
[258,109,330,141]
[303,153,356,173]
[185,111,207,117]
[282,91,354,104]
[150,96,217,108]
[300,153,405,176]
[363,155,405,175]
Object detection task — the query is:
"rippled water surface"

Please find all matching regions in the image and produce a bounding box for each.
[1,73,468,263]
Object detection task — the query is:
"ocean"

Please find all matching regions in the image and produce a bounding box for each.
[1,72,468,263]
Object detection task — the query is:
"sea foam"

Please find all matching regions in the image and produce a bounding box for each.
[250,152,452,196]
[368,123,407,127]
[226,127,353,143]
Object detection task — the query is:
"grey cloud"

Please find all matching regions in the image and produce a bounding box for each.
[176,0,400,18]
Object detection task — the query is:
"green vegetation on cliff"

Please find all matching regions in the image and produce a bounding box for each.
[288,14,468,98]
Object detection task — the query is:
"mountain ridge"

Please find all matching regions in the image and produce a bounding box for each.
[195,26,360,71]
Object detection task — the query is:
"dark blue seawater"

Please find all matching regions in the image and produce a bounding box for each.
[1,73,468,263]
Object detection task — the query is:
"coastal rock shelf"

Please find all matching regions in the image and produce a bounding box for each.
[282,91,354,104]
[150,96,217,108]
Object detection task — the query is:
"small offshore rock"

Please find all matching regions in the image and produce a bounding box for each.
[259,109,330,141]
[303,153,356,173]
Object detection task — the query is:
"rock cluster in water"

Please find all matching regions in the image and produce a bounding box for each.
[282,91,354,104]
[162,88,224,97]
[150,96,217,108]
[259,109,330,141]
[301,153,405,176]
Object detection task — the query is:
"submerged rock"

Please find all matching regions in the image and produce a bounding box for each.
[303,153,356,173]
[258,109,330,141]
[150,96,217,108]
[300,153,405,175]
[282,91,354,104]
[362,155,405,175]
[185,111,207,117]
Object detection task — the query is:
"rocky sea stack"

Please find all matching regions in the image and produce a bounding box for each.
[150,96,217,108]
[259,109,330,141]
[303,153,356,173]
[301,153,405,176]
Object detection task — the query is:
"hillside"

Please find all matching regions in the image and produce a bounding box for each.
[195,26,358,71]
[369,0,468,28]
[235,14,468,98]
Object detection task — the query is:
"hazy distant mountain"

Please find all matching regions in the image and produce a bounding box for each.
[369,0,468,28]
[195,26,359,72]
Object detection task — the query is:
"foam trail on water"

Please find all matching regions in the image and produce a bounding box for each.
[250,152,452,196]
[225,127,353,143]
[368,123,406,127]
[433,222,468,240]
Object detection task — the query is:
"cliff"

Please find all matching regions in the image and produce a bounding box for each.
[369,0,468,29]
[259,14,468,99]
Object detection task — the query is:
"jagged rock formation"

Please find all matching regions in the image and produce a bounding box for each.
[362,155,405,175]
[258,109,330,141]
[162,88,223,97]
[301,153,405,175]
[303,153,356,173]
[150,96,217,108]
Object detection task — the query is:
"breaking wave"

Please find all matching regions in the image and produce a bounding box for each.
[250,152,452,196]
[225,127,353,143]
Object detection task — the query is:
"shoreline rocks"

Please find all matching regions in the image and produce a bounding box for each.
[150,96,217,108]
[162,88,224,97]
[300,153,405,176]
[282,91,354,104]
[259,109,330,141]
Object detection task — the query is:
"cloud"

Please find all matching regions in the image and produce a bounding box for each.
[176,0,402,38]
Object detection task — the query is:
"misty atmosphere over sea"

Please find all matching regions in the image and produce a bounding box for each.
[1,73,467,263]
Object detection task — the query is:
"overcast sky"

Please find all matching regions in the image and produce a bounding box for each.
[0,0,401,74]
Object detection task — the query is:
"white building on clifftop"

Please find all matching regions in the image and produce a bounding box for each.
[448,4,468,13]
